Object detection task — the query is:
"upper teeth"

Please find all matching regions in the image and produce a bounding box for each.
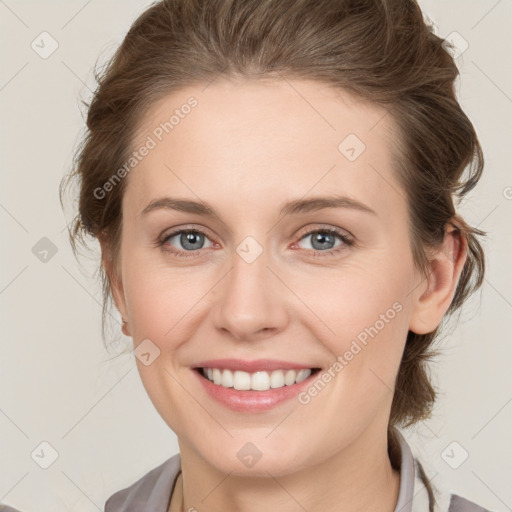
[202,368,312,391]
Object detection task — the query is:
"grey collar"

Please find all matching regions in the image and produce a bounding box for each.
[393,428,418,512]
[105,452,181,511]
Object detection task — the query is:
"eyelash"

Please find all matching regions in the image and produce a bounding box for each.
[156,225,355,259]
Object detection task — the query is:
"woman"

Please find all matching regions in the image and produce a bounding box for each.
[58,0,493,511]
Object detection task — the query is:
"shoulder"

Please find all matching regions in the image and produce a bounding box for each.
[416,459,495,512]
[410,447,495,512]
[104,453,181,512]
[447,493,495,512]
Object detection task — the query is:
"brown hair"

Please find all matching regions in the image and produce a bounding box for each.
[60,0,486,440]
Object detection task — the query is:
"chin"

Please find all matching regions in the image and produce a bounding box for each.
[195,437,315,478]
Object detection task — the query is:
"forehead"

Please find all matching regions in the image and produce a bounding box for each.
[125,78,404,222]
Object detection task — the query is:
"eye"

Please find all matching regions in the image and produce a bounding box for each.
[158,228,214,258]
[293,227,354,257]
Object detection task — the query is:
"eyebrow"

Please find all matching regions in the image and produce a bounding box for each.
[140,195,377,218]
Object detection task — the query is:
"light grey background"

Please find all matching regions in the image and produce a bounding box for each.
[1,1,511,511]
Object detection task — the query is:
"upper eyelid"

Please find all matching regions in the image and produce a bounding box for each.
[161,225,215,242]
[296,225,352,239]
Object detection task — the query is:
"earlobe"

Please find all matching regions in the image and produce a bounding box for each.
[121,317,131,337]
[408,225,468,335]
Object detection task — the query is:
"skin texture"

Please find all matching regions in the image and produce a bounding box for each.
[101,77,467,512]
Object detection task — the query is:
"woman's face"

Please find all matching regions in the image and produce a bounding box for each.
[109,78,428,476]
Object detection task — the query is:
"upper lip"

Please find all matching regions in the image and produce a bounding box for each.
[194,359,318,373]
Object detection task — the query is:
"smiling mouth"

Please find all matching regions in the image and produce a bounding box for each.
[195,367,322,391]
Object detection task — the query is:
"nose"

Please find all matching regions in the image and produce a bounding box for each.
[212,244,289,342]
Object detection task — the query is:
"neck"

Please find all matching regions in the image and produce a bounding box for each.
[177,425,401,512]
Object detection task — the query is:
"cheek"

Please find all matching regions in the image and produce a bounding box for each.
[298,262,406,341]
[298,264,410,391]
[123,260,207,343]
[120,262,207,430]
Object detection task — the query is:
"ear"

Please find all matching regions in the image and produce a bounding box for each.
[98,235,131,337]
[408,223,468,335]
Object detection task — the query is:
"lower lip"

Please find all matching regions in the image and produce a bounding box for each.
[193,368,319,412]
